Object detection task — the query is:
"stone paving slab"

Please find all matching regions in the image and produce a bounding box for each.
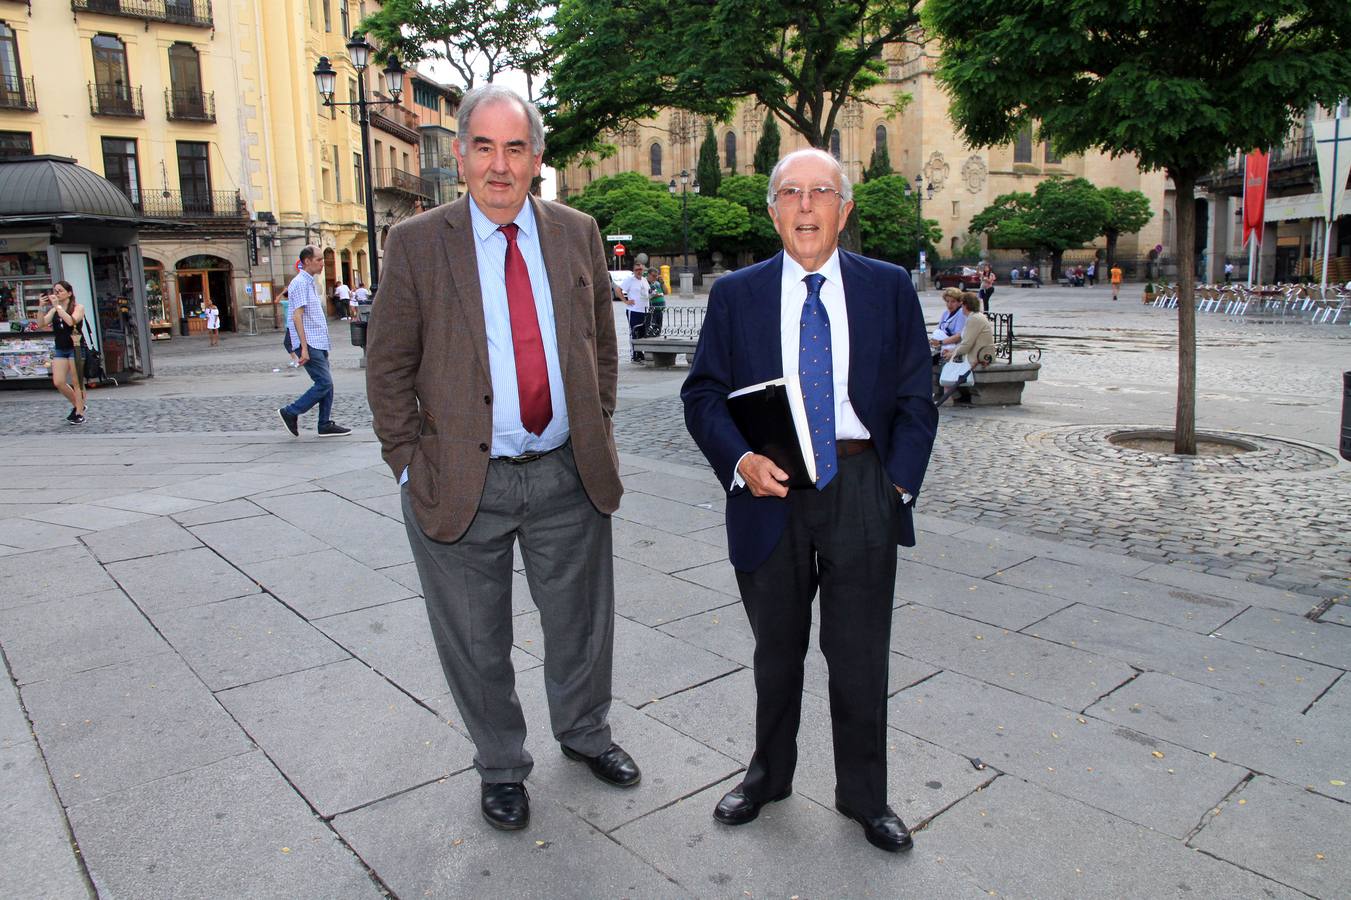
[253,490,412,569]
[921,775,1305,900]
[611,490,724,535]
[240,548,416,620]
[0,674,89,900]
[894,559,1074,630]
[1189,774,1351,899]
[67,751,377,900]
[618,469,728,506]
[610,517,729,574]
[1028,604,1341,711]
[611,557,742,627]
[610,773,991,898]
[1214,606,1351,669]
[0,516,88,551]
[188,514,326,564]
[106,546,260,614]
[23,503,157,533]
[513,611,741,707]
[994,557,1245,633]
[217,658,473,818]
[0,588,166,686]
[152,593,352,692]
[667,559,741,598]
[352,491,403,522]
[898,531,1036,578]
[657,607,944,700]
[683,522,727,549]
[889,604,1137,710]
[891,670,1248,839]
[152,470,308,503]
[332,769,683,900]
[169,497,266,527]
[79,515,202,564]
[21,651,254,806]
[1307,673,1351,721]
[0,545,116,611]
[1134,561,1322,616]
[311,466,398,501]
[943,521,1158,577]
[1086,672,1348,803]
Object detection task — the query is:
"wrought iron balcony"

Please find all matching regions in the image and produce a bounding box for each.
[373,167,433,200]
[0,75,36,112]
[165,88,215,122]
[71,0,213,28]
[89,82,143,118]
[1199,136,1318,191]
[121,188,247,221]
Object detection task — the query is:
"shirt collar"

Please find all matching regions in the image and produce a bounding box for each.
[781,249,843,293]
[468,195,536,244]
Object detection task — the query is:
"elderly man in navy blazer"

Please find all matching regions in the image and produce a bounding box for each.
[682,148,938,852]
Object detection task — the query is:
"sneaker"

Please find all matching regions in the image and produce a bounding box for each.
[66,407,78,422]
[317,421,352,437]
[278,407,299,437]
[70,413,86,425]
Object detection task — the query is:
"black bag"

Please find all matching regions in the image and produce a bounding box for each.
[79,319,105,383]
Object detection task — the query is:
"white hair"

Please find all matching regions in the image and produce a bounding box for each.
[456,84,546,156]
[766,148,854,206]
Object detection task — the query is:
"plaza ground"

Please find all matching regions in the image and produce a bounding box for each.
[1,283,1348,898]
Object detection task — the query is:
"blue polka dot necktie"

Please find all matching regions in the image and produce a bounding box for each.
[799,273,836,490]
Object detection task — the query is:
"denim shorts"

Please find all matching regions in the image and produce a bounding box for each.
[52,348,74,359]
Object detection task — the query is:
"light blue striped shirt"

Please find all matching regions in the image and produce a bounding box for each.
[469,197,569,457]
[286,270,329,351]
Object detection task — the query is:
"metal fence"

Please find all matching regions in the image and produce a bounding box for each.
[71,0,213,28]
[0,75,36,111]
[132,189,246,220]
[89,82,143,118]
[165,88,215,122]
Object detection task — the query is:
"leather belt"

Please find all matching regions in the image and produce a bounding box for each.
[836,438,874,458]
[492,443,565,465]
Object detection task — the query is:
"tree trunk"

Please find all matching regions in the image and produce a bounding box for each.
[1050,250,1063,281]
[1105,231,1119,269]
[1172,170,1197,455]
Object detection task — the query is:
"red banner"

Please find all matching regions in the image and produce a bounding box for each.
[1242,150,1269,248]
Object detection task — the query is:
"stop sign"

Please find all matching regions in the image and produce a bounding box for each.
[614,243,626,257]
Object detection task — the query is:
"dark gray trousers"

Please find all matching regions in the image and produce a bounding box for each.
[402,443,615,783]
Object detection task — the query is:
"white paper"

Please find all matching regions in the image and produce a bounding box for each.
[727,376,815,483]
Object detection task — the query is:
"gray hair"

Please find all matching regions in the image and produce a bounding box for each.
[299,244,322,263]
[766,148,854,207]
[456,84,546,157]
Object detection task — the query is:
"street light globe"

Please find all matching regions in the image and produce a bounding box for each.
[347,32,372,70]
[313,56,337,102]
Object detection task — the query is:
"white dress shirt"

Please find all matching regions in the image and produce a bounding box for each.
[620,273,649,311]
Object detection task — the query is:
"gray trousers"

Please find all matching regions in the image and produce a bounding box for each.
[402,443,615,783]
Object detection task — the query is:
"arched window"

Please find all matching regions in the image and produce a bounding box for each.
[167,43,204,118]
[724,131,737,172]
[830,129,841,160]
[92,35,131,111]
[875,124,887,156]
[0,22,24,107]
[1013,126,1033,163]
[649,142,662,176]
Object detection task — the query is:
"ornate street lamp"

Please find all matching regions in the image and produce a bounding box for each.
[313,33,405,290]
[667,169,700,282]
[904,173,935,289]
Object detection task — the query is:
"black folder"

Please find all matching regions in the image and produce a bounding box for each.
[727,378,815,489]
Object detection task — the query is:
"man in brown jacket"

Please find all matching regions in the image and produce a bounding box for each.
[365,84,638,833]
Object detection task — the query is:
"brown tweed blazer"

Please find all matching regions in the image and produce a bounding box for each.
[365,195,622,543]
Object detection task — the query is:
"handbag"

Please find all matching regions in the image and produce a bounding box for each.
[79,318,103,382]
[939,354,973,386]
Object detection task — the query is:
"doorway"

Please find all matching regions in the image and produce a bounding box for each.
[175,254,234,332]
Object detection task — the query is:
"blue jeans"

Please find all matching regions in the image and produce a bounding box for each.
[284,347,333,425]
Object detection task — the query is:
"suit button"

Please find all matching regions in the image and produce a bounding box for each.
[479,443,489,452]
[484,395,491,404]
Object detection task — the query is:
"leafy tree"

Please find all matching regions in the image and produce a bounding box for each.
[968,177,1108,278]
[358,0,551,93]
[716,174,780,261]
[609,205,681,254]
[567,173,680,252]
[687,195,751,255]
[696,122,722,198]
[864,143,892,182]
[1097,187,1153,270]
[752,111,780,176]
[853,175,939,268]
[926,0,1351,453]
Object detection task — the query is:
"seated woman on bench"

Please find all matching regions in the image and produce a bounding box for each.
[936,292,994,407]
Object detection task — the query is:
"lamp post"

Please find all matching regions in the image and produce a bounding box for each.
[313,34,405,291]
[905,173,935,289]
[667,169,700,284]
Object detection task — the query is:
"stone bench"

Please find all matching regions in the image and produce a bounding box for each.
[933,360,1041,405]
[1010,278,1041,288]
[631,337,697,368]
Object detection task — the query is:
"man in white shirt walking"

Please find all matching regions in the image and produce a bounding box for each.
[278,245,352,437]
[335,280,352,319]
[620,262,649,362]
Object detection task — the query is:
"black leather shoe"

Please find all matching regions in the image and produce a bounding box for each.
[713,783,792,825]
[481,781,529,831]
[561,742,641,787]
[835,802,913,852]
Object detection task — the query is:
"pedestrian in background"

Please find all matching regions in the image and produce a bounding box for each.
[978,263,996,312]
[1110,263,1123,300]
[645,266,666,336]
[277,245,352,437]
[1086,260,1097,286]
[204,297,220,346]
[40,282,86,425]
[620,261,649,361]
[335,280,351,320]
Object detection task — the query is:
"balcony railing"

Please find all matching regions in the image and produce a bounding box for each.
[122,188,247,220]
[71,0,213,28]
[0,75,36,112]
[373,167,433,200]
[165,88,215,122]
[1204,136,1318,187]
[89,82,143,118]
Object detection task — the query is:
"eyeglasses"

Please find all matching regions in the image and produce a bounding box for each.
[773,185,843,204]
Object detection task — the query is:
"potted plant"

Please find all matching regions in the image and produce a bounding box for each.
[1142,280,1156,304]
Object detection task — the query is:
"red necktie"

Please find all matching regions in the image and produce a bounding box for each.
[499,223,552,436]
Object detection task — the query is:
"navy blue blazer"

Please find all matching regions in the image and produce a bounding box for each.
[681,250,939,572]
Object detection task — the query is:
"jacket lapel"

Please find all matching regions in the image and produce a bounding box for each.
[438,198,491,382]
[839,250,881,414]
[749,252,785,381]
[531,196,573,374]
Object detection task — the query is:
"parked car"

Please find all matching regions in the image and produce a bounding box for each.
[934,266,982,289]
[609,270,628,301]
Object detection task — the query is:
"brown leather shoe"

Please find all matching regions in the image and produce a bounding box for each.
[713,783,792,825]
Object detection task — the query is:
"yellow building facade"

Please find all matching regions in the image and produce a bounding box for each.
[0,0,445,338]
[557,42,1168,272]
